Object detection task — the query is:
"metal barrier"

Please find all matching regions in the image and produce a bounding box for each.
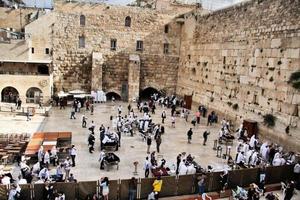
[1,165,294,199]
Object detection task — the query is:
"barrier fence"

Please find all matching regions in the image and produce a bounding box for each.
[0,165,294,200]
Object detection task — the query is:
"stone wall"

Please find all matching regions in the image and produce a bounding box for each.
[52,2,190,96]
[176,0,300,151]
[0,7,35,31]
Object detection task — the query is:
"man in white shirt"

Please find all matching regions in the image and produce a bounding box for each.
[143,157,151,178]
[38,167,50,181]
[1,174,11,185]
[249,135,257,149]
[236,152,246,168]
[70,145,77,167]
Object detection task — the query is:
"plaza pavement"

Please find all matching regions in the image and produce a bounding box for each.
[40,101,237,181]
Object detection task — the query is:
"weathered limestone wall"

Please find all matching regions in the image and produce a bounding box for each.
[176,0,300,151]
[52,2,187,95]
[0,7,35,31]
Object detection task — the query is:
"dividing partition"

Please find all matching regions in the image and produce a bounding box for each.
[0,165,294,200]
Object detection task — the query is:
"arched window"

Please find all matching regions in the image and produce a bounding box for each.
[1,87,19,103]
[125,16,131,27]
[26,87,43,104]
[80,15,85,26]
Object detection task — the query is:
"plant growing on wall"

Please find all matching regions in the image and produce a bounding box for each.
[288,70,300,90]
[263,114,277,127]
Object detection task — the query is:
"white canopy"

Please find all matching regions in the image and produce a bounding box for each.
[74,94,92,98]
[69,90,86,94]
[57,91,69,97]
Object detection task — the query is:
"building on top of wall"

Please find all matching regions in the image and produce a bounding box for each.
[0,9,54,104]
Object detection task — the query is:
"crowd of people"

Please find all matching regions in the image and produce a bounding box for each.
[1,92,298,200]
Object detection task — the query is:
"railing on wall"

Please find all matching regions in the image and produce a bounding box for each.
[0,165,294,200]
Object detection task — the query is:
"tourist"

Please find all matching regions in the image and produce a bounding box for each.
[86,101,90,111]
[155,135,162,153]
[176,154,181,175]
[236,151,246,168]
[144,157,150,178]
[91,104,94,115]
[39,166,50,181]
[171,116,175,128]
[152,176,163,199]
[70,145,77,167]
[88,132,95,153]
[127,104,131,114]
[82,114,87,128]
[43,182,54,199]
[59,99,65,109]
[128,177,137,200]
[44,150,50,168]
[203,130,210,146]
[77,101,81,112]
[147,136,152,154]
[197,174,205,196]
[26,110,31,121]
[89,120,95,134]
[207,113,213,126]
[70,107,76,119]
[50,146,59,166]
[161,110,166,124]
[191,116,196,127]
[100,177,109,200]
[220,169,228,192]
[118,105,122,114]
[284,181,295,200]
[187,128,193,144]
[8,184,21,200]
[67,173,77,183]
[184,109,189,122]
[63,157,71,180]
[196,111,200,124]
[38,146,44,167]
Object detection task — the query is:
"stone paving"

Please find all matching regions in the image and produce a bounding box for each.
[39,101,237,181]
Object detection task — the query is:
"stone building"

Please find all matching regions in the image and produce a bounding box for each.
[0,8,54,104]
[0,0,299,150]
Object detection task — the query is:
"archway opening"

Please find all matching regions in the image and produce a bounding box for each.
[26,87,43,104]
[1,87,19,103]
[139,87,161,101]
[106,92,121,101]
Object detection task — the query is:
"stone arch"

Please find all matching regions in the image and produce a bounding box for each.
[1,86,19,103]
[139,87,161,100]
[26,87,43,104]
[125,16,131,27]
[106,91,121,101]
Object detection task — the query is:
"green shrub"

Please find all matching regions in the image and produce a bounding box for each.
[263,114,277,127]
